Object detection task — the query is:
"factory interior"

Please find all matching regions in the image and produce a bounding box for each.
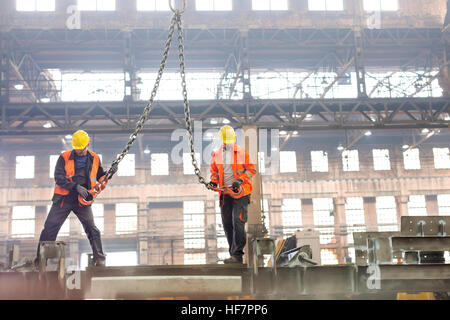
[0,0,450,302]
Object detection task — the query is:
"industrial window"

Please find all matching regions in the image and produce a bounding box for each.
[407,195,427,216]
[78,0,116,11]
[196,0,232,11]
[183,201,205,249]
[183,153,201,175]
[403,148,421,170]
[281,199,302,235]
[258,152,266,174]
[137,0,170,11]
[433,147,450,169]
[363,0,398,11]
[184,253,206,265]
[280,151,297,173]
[115,203,138,235]
[438,195,450,216]
[313,198,335,244]
[308,0,344,11]
[372,149,391,171]
[151,153,169,176]
[117,153,135,177]
[342,150,360,172]
[252,0,288,11]
[11,206,35,238]
[81,203,104,235]
[16,0,55,11]
[345,197,366,244]
[49,155,59,178]
[320,249,339,265]
[47,204,70,237]
[16,156,35,179]
[376,196,398,231]
[311,151,329,172]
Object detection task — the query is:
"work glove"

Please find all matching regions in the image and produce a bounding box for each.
[231,179,243,193]
[76,184,89,199]
[208,181,218,189]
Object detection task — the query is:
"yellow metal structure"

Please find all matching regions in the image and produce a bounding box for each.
[397,292,435,300]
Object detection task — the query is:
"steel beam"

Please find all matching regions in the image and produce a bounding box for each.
[0,98,449,135]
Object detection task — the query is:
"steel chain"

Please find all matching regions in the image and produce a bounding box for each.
[105,15,177,180]
[175,15,210,189]
[105,13,210,190]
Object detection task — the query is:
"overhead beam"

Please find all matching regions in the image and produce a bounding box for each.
[0,98,449,135]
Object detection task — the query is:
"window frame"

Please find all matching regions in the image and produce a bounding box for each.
[16,0,55,12]
[308,0,344,12]
[403,148,421,170]
[11,206,35,238]
[151,153,169,176]
[15,155,35,180]
[372,149,391,171]
[115,203,138,235]
[252,0,289,11]
[279,151,297,173]
[342,149,360,172]
[77,0,116,11]
[196,0,233,11]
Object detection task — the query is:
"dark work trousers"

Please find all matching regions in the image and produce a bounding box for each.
[36,198,105,260]
[221,194,250,258]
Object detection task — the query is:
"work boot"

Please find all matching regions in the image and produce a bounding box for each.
[223,256,243,264]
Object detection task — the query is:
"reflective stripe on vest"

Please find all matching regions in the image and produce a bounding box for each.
[210,144,255,197]
[53,150,100,196]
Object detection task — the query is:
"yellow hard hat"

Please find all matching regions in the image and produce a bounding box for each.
[71,130,90,150]
[218,125,236,144]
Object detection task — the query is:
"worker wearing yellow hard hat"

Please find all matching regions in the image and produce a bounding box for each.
[35,130,117,268]
[209,125,257,264]
[71,129,90,150]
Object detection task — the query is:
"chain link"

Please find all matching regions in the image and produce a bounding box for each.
[105,15,177,180]
[105,13,210,190]
[175,15,210,189]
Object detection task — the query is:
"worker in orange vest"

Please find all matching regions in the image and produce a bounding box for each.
[35,130,117,267]
[209,125,257,264]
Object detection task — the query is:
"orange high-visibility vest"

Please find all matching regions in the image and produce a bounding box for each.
[210,144,256,198]
[53,150,100,196]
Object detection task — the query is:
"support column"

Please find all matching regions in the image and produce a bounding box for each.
[333,197,346,264]
[364,197,378,232]
[242,126,263,265]
[240,31,252,100]
[205,199,218,264]
[0,33,10,109]
[123,32,140,102]
[138,202,148,265]
[396,195,409,230]
[301,198,314,230]
[352,0,368,98]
